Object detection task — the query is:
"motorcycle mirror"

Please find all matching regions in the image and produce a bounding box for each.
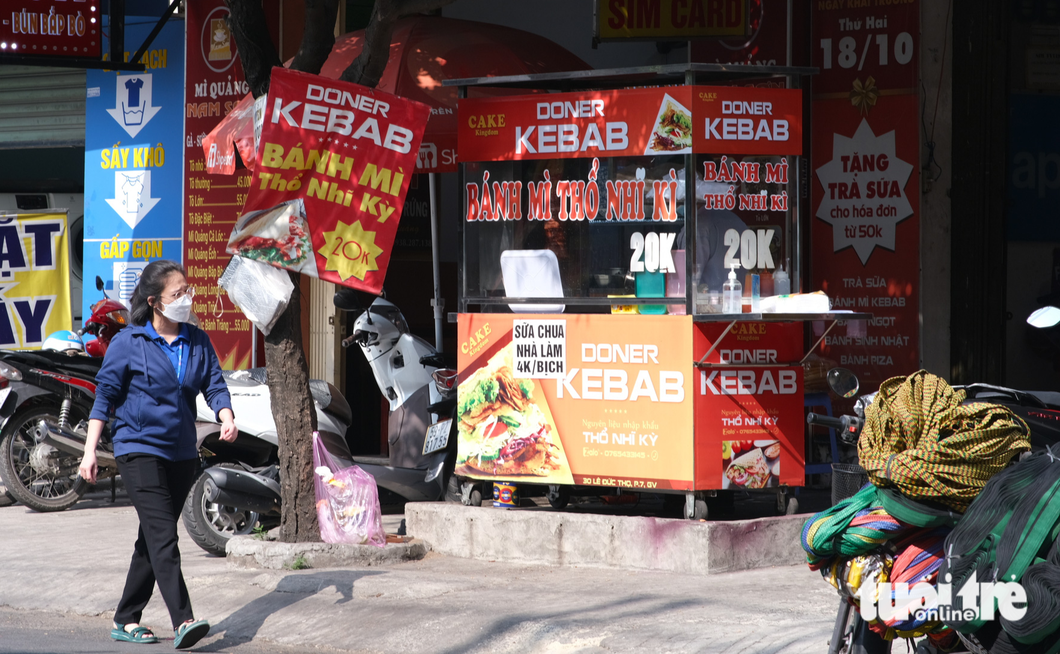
[827,367,860,399]
[1028,306,1060,329]
[333,287,363,312]
[95,276,105,292]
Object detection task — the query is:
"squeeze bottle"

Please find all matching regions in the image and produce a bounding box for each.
[774,261,791,296]
[723,262,742,313]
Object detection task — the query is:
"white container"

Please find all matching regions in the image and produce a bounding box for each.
[722,263,742,314]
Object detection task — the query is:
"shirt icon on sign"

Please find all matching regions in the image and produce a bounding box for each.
[123,78,145,126]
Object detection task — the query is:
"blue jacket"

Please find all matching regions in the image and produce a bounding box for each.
[90,324,233,461]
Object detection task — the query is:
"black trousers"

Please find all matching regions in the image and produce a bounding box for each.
[114,453,198,629]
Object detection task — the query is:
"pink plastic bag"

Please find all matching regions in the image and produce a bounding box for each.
[312,432,386,546]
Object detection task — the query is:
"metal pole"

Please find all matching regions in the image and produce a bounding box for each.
[110,0,125,64]
[685,67,696,316]
[429,172,444,352]
[787,0,793,67]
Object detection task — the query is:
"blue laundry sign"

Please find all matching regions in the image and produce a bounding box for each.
[83,17,185,316]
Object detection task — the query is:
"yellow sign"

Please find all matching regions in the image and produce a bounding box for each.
[0,212,73,348]
[596,0,749,40]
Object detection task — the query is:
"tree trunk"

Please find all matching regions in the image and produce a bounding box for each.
[224,0,451,543]
[225,0,337,542]
[264,276,319,542]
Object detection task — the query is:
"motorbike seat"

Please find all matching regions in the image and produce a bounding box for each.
[1027,391,1060,410]
[958,383,1060,410]
[0,349,103,381]
[222,367,270,386]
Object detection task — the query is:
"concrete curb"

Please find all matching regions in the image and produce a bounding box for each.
[405,503,807,575]
[226,535,428,570]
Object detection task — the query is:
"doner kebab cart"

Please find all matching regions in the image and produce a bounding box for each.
[443,65,870,519]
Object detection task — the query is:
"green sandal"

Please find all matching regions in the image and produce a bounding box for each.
[111,624,159,644]
[173,619,209,650]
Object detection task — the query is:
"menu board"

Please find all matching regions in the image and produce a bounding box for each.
[184,0,255,369]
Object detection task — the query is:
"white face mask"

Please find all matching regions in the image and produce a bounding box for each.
[159,294,194,323]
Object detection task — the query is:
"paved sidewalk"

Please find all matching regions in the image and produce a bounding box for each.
[0,493,839,653]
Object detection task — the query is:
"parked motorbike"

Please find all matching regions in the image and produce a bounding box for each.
[335,288,460,504]
[183,367,354,555]
[0,279,129,511]
[196,289,462,539]
[808,366,1060,654]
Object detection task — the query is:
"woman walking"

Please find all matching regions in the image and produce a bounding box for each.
[79,260,236,649]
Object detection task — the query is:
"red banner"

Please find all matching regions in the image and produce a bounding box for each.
[459,86,804,162]
[693,86,802,155]
[810,1,920,390]
[3,1,101,58]
[812,2,918,96]
[228,67,430,294]
[184,0,255,370]
[693,322,805,489]
[458,87,694,162]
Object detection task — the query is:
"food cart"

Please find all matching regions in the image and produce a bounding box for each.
[444,65,870,519]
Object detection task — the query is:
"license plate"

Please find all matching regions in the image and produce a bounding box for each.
[423,419,452,455]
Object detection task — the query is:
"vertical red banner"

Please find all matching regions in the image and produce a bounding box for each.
[810,2,920,390]
[184,1,255,369]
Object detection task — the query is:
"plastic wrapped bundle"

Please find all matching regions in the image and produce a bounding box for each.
[218,255,294,336]
[312,432,386,547]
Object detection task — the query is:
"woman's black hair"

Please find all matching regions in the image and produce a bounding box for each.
[129,260,187,326]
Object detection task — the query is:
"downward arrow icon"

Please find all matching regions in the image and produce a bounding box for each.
[106,170,161,229]
[106,73,161,138]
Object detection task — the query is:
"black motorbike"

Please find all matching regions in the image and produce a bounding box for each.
[0,350,116,512]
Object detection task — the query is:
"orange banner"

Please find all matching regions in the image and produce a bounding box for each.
[457,314,695,490]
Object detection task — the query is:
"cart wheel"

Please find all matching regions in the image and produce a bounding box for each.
[546,485,570,509]
[776,489,798,515]
[461,480,483,507]
[685,494,708,520]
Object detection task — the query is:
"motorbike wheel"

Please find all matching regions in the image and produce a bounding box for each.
[830,598,857,654]
[182,464,262,557]
[0,407,88,512]
[831,604,892,654]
